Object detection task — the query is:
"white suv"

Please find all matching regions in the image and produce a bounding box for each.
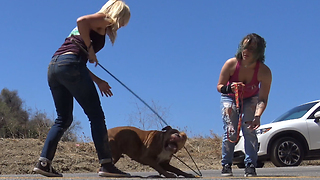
[233,100,320,168]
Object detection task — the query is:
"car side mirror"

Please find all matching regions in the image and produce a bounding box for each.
[314,111,320,123]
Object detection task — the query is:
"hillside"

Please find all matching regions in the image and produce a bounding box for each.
[0,137,319,175]
[0,137,222,175]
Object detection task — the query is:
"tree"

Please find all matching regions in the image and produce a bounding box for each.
[127,100,171,130]
[27,111,53,140]
[0,88,29,138]
[28,110,82,142]
[0,88,82,141]
[61,118,82,142]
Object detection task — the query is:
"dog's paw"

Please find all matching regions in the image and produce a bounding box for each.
[163,172,177,178]
[183,173,197,178]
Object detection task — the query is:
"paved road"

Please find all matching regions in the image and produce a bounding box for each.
[2,166,320,179]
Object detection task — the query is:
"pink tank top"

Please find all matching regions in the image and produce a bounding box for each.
[228,61,260,99]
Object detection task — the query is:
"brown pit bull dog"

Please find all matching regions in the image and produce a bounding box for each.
[107,126,196,178]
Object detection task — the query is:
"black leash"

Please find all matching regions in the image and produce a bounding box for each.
[70,38,168,126]
[71,38,202,177]
[96,63,169,127]
[173,147,203,177]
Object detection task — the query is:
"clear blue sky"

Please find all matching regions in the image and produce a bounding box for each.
[1,1,320,140]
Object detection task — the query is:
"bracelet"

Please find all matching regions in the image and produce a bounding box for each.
[220,84,233,94]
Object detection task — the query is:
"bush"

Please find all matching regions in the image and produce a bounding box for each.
[0,88,81,141]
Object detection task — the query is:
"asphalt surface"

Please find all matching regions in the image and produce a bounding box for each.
[2,166,320,179]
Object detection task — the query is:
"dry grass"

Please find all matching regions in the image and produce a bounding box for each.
[0,135,222,175]
[0,136,320,175]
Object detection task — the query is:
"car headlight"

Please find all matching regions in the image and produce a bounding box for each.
[256,127,272,135]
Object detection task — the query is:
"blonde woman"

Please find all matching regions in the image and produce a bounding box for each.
[33,0,131,177]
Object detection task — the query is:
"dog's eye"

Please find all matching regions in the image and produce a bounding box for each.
[175,133,180,137]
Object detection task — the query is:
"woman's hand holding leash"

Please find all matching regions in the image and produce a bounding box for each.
[87,44,99,66]
[70,38,98,66]
[231,82,245,93]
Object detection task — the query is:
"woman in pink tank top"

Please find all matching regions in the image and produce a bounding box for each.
[217,33,272,177]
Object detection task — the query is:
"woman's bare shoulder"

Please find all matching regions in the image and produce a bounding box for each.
[258,63,272,81]
[224,57,238,68]
[259,63,271,74]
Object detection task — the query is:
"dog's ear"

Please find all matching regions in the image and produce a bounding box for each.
[162,126,172,132]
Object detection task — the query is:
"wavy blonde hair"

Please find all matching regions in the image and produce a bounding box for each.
[98,0,131,45]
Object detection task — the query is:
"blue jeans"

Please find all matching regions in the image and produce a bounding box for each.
[220,95,259,167]
[40,54,112,164]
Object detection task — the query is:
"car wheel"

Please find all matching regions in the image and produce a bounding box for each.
[270,137,304,167]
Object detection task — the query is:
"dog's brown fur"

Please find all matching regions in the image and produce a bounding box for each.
[107,126,195,178]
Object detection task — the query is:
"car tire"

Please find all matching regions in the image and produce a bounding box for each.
[270,137,304,167]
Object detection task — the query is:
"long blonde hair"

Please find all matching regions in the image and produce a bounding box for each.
[98,0,131,45]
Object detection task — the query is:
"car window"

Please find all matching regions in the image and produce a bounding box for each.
[272,102,317,123]
[308,106,320,119]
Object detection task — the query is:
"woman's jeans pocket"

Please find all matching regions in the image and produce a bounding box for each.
[48,55,84,87]
[57,63,81,84]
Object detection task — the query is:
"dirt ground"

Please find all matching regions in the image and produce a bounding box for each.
[0,137,222,175]
[0,137,319,175]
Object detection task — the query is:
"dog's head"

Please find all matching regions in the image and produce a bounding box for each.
[162,126,187,154]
